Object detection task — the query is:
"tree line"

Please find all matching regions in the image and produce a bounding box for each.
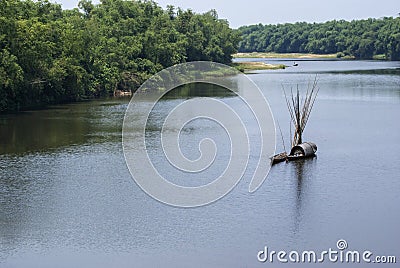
[0,0,240,112]
[238,17,400,60]
[2,1,399,113]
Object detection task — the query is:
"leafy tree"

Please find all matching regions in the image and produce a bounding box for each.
[238,17,400,60]
[0,0,239,112]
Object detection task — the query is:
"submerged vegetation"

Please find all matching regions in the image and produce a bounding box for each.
[0,0,239,112]
[238,17,400,60]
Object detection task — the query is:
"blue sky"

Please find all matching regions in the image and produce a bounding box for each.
[56,0,399,28]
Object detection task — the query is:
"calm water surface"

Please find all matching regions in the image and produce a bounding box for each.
[1,60,400,267]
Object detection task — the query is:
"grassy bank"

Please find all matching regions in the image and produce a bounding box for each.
[232,62,286,72]
[234,52,338,59]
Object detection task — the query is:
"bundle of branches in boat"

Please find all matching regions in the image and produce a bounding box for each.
[272,77,319,164]
[284,77,319,148]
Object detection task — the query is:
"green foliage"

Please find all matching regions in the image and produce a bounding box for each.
[238,17,400,60]
[0,0,238,112]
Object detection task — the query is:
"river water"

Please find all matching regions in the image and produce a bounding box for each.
[1,59,399,267]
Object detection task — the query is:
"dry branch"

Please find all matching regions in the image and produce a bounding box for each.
[283,76,319,147]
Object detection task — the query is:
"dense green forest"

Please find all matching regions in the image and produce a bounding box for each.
[0,0,239,112]
[1,1,400,113]
[238,17,400,60]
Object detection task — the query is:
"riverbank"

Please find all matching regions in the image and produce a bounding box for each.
[234,52,339,59]
[232,62,286,72]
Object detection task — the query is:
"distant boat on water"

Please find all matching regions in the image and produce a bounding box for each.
[293,62,298,66]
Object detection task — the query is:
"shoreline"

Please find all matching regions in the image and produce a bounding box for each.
[233,52,393,61]
[234,52,340,59]
[232,62,286,72]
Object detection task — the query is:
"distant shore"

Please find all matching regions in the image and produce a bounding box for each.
[234,52,339,59]
[232,61,286,72]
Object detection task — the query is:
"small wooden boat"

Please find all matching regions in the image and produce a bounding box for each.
[114,89,132,97]
[293,62,298,67]
[287,142,317,161]
[271,152,288,165]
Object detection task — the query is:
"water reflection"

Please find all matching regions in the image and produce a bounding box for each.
[163,82,236,99]
[0,100,128,155]
[290,157,317,235]
[327,68,400,75]
[0,110,89,155]
[0,82,238,156]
